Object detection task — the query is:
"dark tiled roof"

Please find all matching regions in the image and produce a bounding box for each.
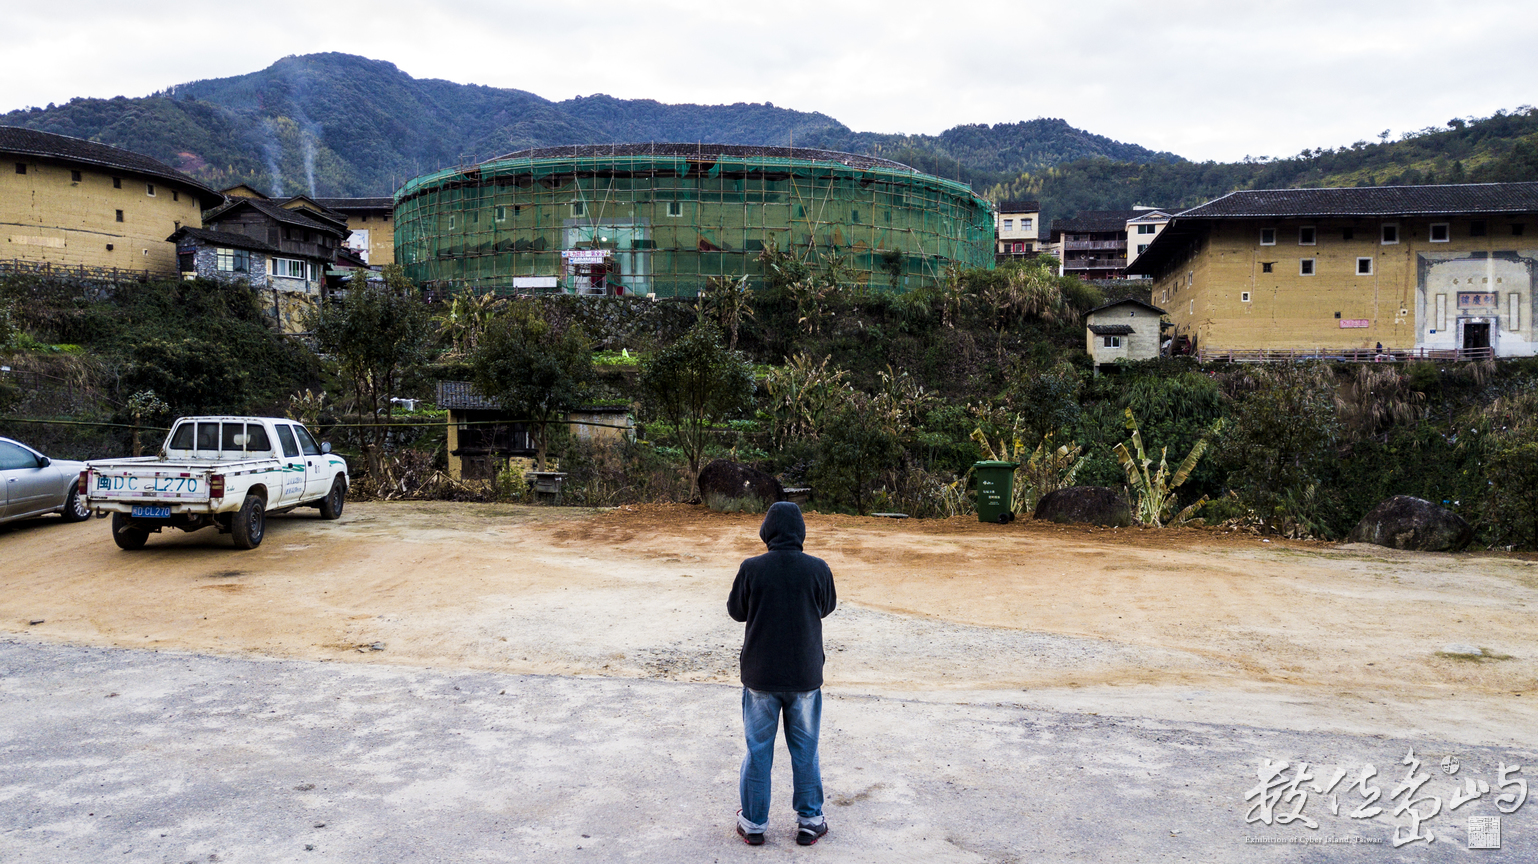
[1086,298,1167,316]
[997,200,1040,213]
[1178,183,1538,218]
[487,143,916,172]
[1088,324,1135,336]
[166,226,279,254]
[437,381,498,411]
[1052,209,1146,233]
[204,197,349,236]
[0,125,223,205]
[313,197,393,211]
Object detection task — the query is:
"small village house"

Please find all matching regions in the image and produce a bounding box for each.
[1049,209,1150,280]
[995,200,1040,261]
[437,381,633,480]
[1085,298,1166,369]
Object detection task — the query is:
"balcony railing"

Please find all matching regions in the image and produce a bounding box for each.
[1063,257,1128,270]
[1063,239,1125,251]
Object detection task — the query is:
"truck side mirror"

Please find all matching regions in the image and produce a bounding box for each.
[321,441,331,454]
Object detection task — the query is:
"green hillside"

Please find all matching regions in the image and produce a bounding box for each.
[988,108,1538,228]
[0,53,1176,198]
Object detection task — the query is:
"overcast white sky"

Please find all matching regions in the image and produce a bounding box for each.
[4,1,1535,163]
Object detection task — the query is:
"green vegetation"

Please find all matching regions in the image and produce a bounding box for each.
[639,320,756,494]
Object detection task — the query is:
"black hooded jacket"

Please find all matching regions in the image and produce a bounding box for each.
[727,502,838,692]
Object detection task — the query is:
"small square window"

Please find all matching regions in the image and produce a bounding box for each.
[1002,219,1013,231]
[447,215,456,230]
[1357,257,1374,275]
[1138,223,1157,234]
[1430,223,1450,242]
[1299,226,1316,245]
[112,177,121,189]
[1260,228,1276,246]
[106,243,114,251]
[495,206,506,222]
[571,201,586,216]
[1470,220,1487,237]
[1103,336,1121,348]
[146,183,155,196]
[1342,227,1354,241]
[1241,291,1252,302]
[71,170,82,182]
[1261,262,1274,273]
[1513,223,1525,236]
[1381,224,1399,244]
[667,201,683,217]
[1300,258,1315,275]
[115,209,124,223]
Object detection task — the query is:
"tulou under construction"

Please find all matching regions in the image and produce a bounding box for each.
[392,144,996,297]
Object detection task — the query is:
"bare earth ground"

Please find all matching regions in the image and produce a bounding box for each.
[2,502,1537,860]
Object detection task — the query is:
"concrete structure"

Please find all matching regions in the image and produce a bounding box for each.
[995,200,1040,260]
[0,127,222,277]
[1085,298,1165,368]
[1125,208,1172,268]
[436,381,632,480]
[315,197,395,266]
[1049,209,1147,279]
[1128,183,1538,358]
[394,144,995,297]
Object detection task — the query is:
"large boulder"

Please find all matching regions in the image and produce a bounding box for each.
[697,460,785,507]
[1034,486,1133,527]
[1347,496,1472,552]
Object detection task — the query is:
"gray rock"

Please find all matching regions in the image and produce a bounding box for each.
[696,460,784,507]
[1441,644,1482,657]
[1034,487,1133,528]
[1347,495,1473,552]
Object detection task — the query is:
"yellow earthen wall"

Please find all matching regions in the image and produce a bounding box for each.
[346,212,394,265]
[1152,217,1534,351]
[1,158,205,275]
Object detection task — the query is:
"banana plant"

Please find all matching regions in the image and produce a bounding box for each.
[1112,408,1222,527]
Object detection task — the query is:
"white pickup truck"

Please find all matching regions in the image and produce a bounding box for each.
[82,416,349,550]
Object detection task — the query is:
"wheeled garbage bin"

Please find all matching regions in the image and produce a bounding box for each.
[973,461,1018,524]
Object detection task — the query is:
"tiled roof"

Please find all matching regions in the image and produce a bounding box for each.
[204,197,349,236]
[313,197,393,211]
[437,381,498,410]
[997,200,1040,213]
[166,226,279,254]
[1178,183,1538,218]
[1088,324,1135,336]
[487,143,916,172]
[1052,209,1146,233]
[1086,297,1167,316]
[0,125,222,204]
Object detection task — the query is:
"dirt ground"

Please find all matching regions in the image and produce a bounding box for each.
[3,501,1535,746]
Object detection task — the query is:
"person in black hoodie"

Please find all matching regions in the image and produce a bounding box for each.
[727,501,837,847]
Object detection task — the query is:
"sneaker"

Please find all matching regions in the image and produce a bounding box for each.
[737,824,765,846]
[796,821,828,846]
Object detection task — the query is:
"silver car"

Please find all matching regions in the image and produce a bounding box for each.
[0,436,90,525]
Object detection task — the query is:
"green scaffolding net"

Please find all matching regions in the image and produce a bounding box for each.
[393,144,996,297]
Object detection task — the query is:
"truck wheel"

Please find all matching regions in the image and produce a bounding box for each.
[231,495,266,550]
[110,512,149,550]
[61,487,91,523]
[318,478,346,520]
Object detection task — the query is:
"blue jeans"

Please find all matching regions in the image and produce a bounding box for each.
[738,687,824,833]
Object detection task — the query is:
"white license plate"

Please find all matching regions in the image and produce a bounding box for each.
[131,505,171,519]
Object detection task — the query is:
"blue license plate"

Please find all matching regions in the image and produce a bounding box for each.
[131,505,171,519]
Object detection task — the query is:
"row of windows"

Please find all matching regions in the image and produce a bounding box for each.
[447,200,930,230]
[210,248,317,280]
[12,162,181,200]
[1257,257,1377,276]
[1260,222,1522,247]
[999,218,1035,232]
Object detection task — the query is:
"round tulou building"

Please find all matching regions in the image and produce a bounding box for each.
[393,143,995,297]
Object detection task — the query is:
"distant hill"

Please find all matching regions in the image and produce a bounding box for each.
[0,53,1179,198]
[990,108,1538,230]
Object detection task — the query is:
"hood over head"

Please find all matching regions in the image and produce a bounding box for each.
[759,501,805,551]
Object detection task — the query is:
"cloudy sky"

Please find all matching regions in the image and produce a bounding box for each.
[4,0,1535,163]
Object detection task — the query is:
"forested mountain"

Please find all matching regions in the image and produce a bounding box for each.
[0,53,1176,198]
[991,108,1538,229]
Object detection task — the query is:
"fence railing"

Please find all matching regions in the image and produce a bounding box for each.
[1195,346,1497,364]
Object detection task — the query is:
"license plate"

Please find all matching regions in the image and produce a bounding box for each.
[131,505,171,519]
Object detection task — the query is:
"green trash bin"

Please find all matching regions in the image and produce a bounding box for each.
[973,461,1018,524]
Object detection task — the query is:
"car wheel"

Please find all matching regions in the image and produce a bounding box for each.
[318,478,346,520]
[61,486,91,523]
[230,495,266,550]
[110,512,149,550]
